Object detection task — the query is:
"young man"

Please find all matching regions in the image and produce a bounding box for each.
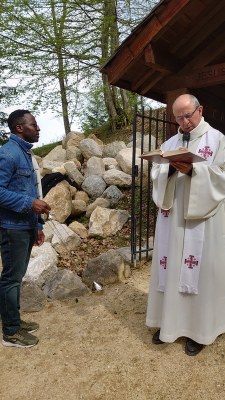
[0,109,51,348]
[146,94,225,356]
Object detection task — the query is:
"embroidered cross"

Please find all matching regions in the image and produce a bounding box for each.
[160,256,167,269]
[198,146,213,160]
[161,209,170,217]
[184,255,198,269]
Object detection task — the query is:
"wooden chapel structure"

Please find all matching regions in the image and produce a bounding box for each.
[101,0,225,133]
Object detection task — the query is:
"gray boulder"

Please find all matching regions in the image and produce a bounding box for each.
[81,175,107,199]
[43,269,89,299]
[82,249,131,287]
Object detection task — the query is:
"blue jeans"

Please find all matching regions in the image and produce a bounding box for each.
[0,228,37,335]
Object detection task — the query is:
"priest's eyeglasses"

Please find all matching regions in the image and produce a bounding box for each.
[176,105,199,122]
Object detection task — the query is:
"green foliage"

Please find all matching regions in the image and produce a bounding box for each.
[80,84,108,133]
[0,110,9,145]
[84,119,111,140]
[0,0,103,132]
[0,0,161,137]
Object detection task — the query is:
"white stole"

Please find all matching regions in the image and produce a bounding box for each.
[157,130,219,294]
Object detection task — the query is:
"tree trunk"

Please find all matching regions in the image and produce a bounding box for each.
[101,0,130,129]
[57,55,70,134]
[51,0,70,134]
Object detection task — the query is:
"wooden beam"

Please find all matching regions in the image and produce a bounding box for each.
[158,62,225,91]
[141,72,168,95]
[100,0,191,84]
[131,69,156,92]
[179,35,225,74]
[171,2,225,57]
[194,63,225,87]
[144,44,174,73]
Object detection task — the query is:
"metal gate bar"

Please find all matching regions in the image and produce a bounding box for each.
[130,106,178,265]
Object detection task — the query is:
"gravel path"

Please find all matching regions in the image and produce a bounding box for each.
[0,262,225,400]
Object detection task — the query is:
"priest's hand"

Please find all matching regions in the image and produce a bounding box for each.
[170,161,193,175]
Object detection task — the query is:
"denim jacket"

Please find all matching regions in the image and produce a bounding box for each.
[0,134,43,230]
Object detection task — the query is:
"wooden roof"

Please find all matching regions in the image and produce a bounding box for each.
[101,0,225,131]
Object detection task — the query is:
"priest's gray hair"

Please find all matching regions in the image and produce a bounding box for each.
[189,95,200,108]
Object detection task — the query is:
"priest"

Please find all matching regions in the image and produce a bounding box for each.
[146,93,225,356]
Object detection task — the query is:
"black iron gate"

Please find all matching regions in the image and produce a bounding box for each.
[130,106,178,266]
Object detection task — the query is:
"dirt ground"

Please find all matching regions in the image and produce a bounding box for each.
[1,262,225,400]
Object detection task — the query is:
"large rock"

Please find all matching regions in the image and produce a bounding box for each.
[51,223,81,254]
[81,175,107,199]
[86,156,105,177]
[103,141,126,158]
[51,165,67,175]
[86,198,110,218]
[71,199,87,217]
[66,146,84,163]
[43,269,89,299]
[25,253,58,287]
[102,185,124,207]
[43,145,66,162]
[62,132,85,149]
[103,169,132,187]
[103,157,121,171]
[75,190,89,203]
[43,180,72,223]
[127,134,156,151]
[31,242,58,260]
[88,206,130,237]
[43,221,55,242]
[64,162,84,187]
[82,249,131,287]
[21,281,47,312]
[79,138,103,159]
[89,133,104,146]
[116,147,148,176]
[42,160,64,175]
[68,184,77,199]
[68,221,88,238]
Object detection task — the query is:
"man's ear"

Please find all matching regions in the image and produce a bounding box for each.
[15,124,24,133]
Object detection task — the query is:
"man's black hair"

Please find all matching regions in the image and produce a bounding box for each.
[7,109,30,133]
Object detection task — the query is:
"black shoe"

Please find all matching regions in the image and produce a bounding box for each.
[152,329,164,344]
[185,338,204,356]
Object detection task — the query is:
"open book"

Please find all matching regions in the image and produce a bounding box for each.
[139,148,205,164]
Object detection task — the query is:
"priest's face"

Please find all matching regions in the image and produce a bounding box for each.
[173,96,203,132]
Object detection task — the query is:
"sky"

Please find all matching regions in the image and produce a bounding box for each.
[33,112,81,148]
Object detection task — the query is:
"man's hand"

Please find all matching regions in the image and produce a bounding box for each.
[170,161,193,175]
[34,230,45,247]
[32,199,51,216]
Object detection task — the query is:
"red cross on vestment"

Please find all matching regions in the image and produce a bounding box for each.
[198,146,213,160]
[184,255,198,269]
[160,256,167,269]
[161,209,170,217]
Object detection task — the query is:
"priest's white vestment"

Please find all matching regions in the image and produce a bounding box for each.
[146,118,225,345]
